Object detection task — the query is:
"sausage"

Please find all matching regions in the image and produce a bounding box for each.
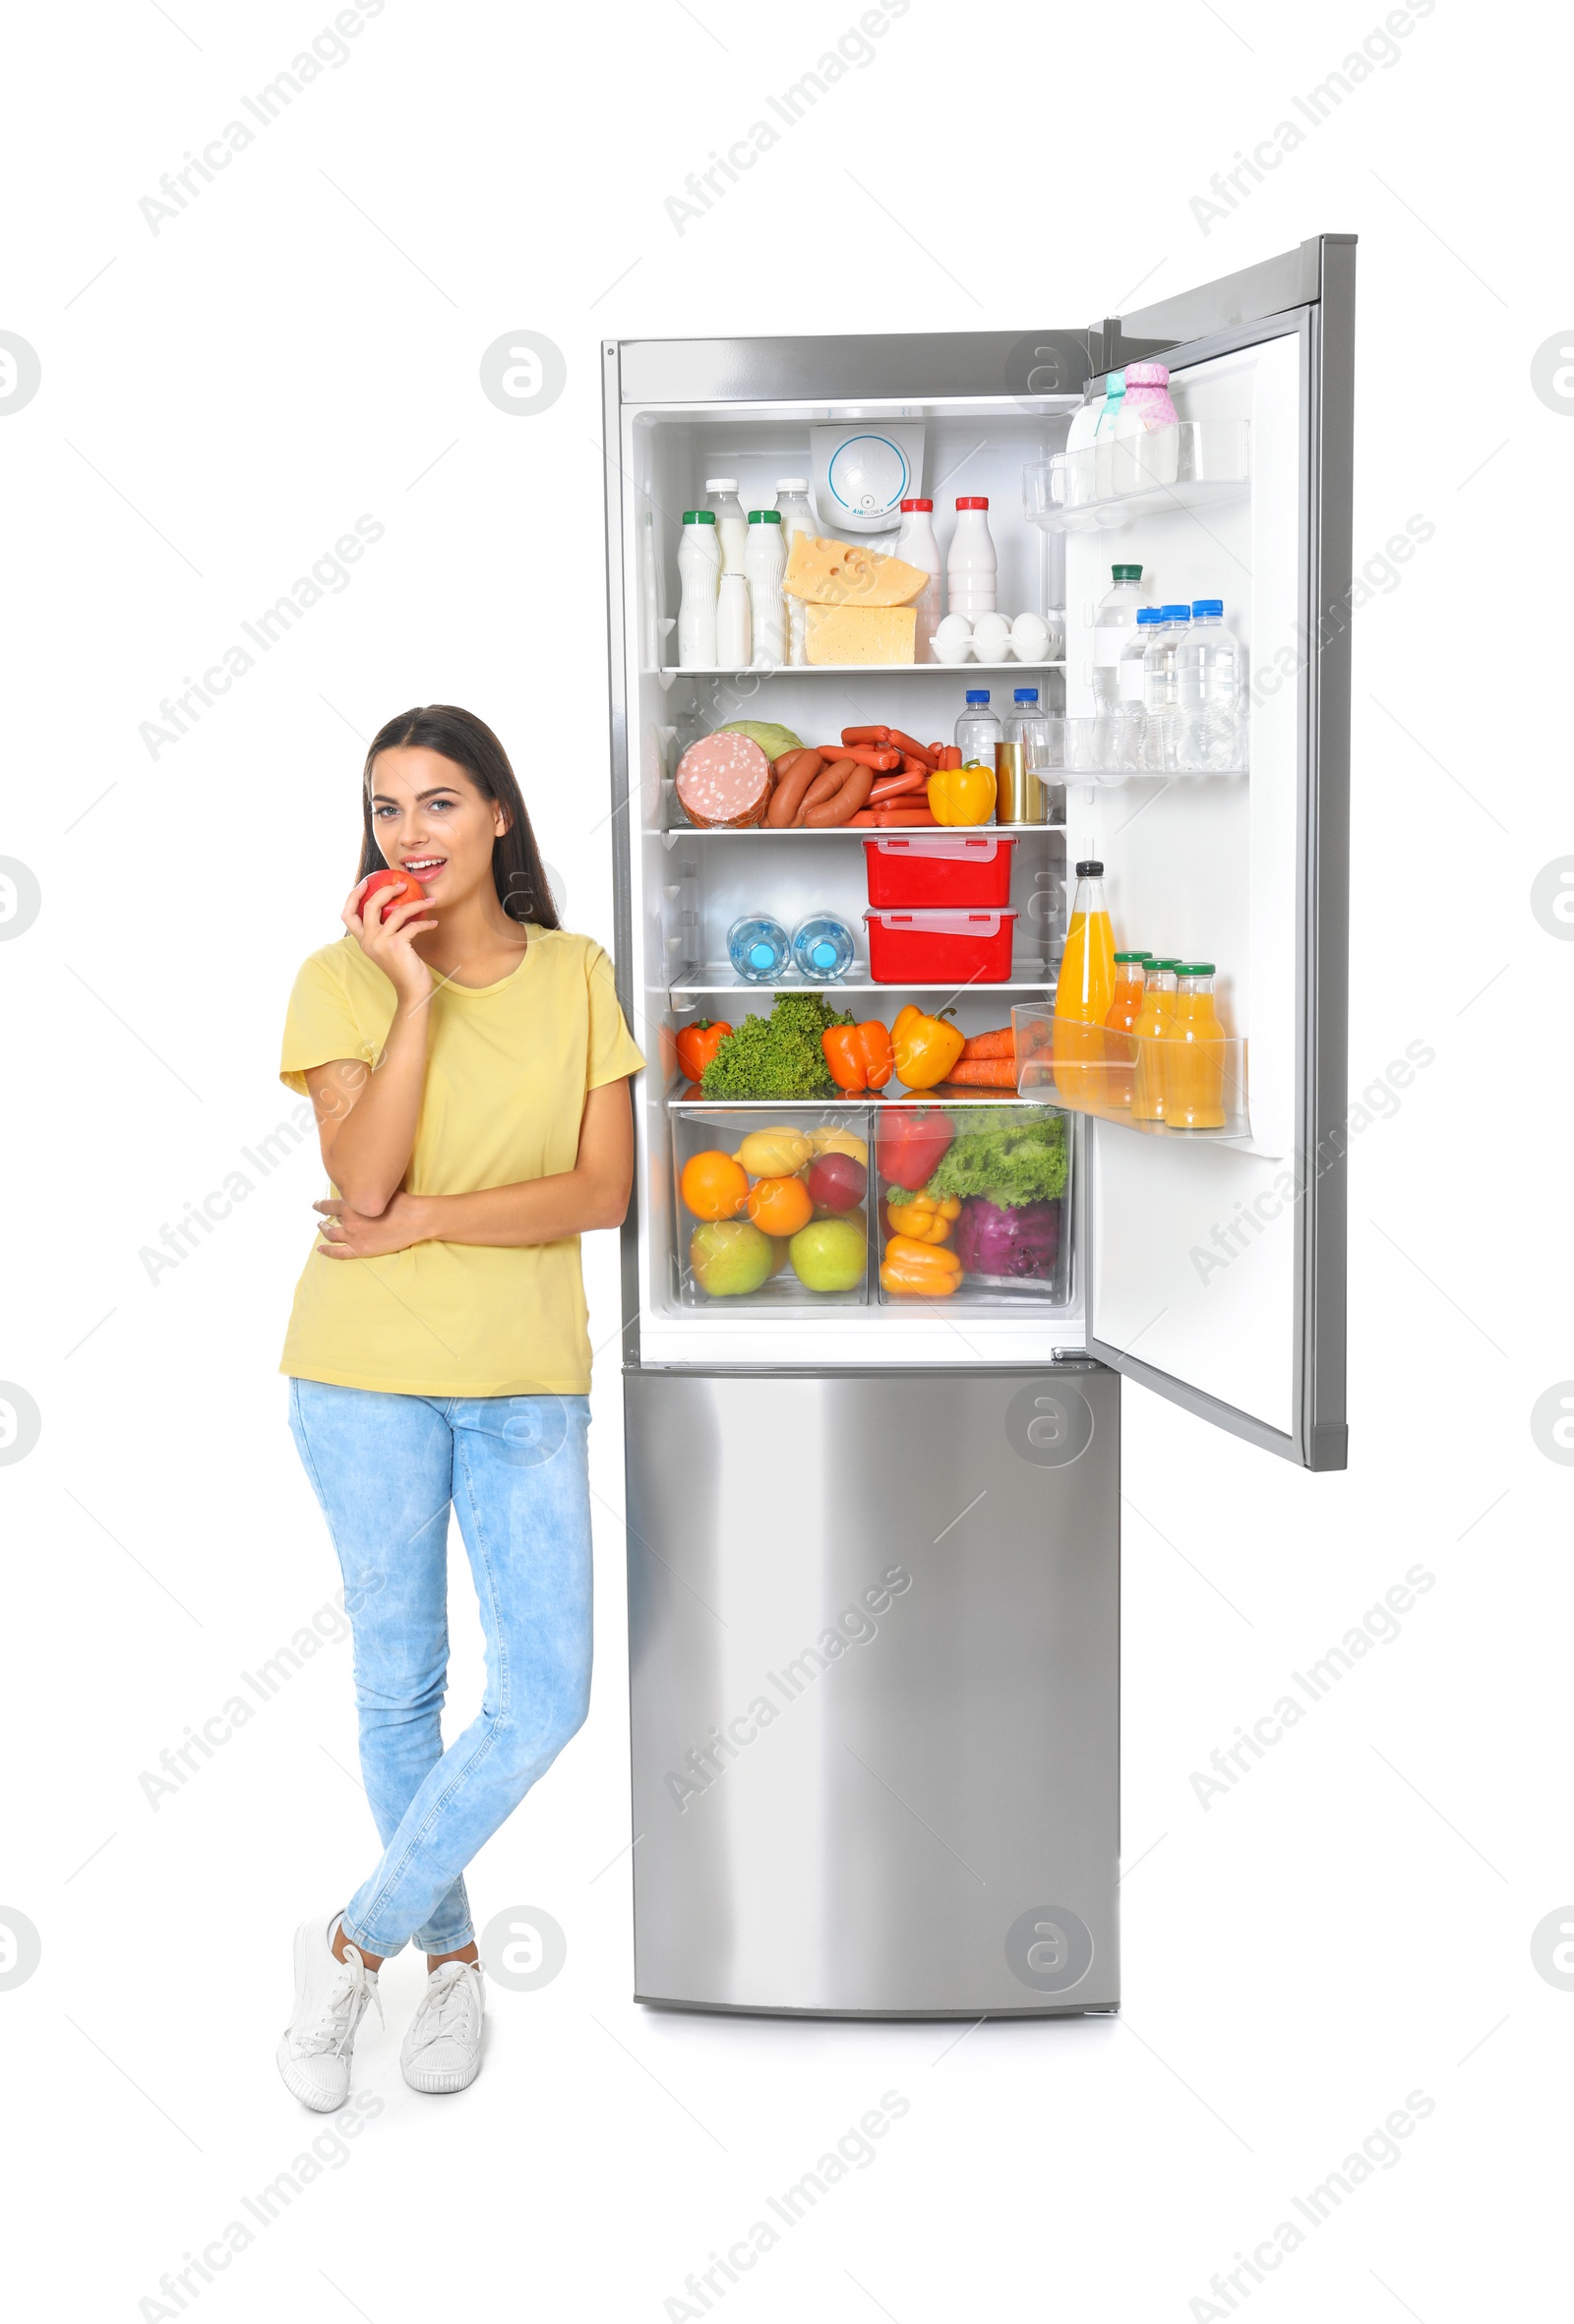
[886,730,938,768]
[897,754,932,774]
[869,771,930,803]
[804,760,876,826]
[841,724,890,745]
[766,749,824,827]
[801,756,855,811]
[836,745,902,771]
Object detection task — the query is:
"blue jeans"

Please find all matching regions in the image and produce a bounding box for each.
[287,1380,593,1957]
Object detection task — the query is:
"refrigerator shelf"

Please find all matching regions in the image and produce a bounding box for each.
[1011,1006,1251,1140]
[658,820,1062,841]
[655,661,1065,679]
[671,961,1054,998]
[668,1080,1056,1110]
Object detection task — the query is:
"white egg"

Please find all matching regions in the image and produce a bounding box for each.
[971,615,1011,659]
[935,614,972,644]
[932,633,973,663]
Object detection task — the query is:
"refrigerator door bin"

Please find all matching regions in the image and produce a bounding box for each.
[865,908,1018,984]
[1023,417,1250,533]
[673,1106,874,1308]
[1014,1006,1250,1142]
[864,834,1016,909]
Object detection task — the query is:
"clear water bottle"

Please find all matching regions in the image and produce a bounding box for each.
[955,688,1002,768]
[728,914,791,983]
[1117,608,1163,773]
[791,912,856,983]
[1177,598,1243,772]
[1142,605,1191,773]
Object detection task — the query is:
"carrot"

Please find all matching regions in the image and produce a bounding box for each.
[944,1056,1018,1086]
[960,1028,1015,1060]
[841,725,890,745]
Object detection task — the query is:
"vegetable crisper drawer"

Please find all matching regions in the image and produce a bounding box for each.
[671,1107,874,1308]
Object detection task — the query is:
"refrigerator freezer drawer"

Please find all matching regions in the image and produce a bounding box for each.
[625,1363,1119,2017]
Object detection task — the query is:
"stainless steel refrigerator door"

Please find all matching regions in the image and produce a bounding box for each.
[625,1363,1119,2018]
[1082,234,1354,1473]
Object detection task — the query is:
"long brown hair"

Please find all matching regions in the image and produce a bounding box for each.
[357,704,561,928]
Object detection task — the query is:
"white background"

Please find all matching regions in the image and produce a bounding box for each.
[1,3,1566,2319]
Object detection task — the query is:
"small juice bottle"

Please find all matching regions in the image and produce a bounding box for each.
[1130,959,1180,1121]
[1165,963,1227,1129]
[1054,860,1117,1106]
[1101,952,1152,1110]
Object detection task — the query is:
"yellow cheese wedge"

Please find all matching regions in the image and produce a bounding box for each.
[782,534,929,608]
[805,603,917,666]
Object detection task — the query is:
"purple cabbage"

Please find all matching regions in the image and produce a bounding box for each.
[954,1196,1060,1281]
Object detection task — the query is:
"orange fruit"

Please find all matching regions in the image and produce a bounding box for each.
[746,1172,815,1237]
[681,1150,749,1221]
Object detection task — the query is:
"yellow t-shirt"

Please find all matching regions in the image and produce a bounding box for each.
[277,926,644,1398]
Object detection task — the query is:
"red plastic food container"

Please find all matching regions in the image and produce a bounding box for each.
[864,909,1018,984]
[863,834,1016,909]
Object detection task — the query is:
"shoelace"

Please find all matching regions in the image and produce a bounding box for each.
[298,1944,385,2058]
[407,1961,480,2053]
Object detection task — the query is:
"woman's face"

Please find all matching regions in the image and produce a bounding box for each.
[367,747,510,910]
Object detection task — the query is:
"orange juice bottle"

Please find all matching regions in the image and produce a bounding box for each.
[1165,963,1227,1128]
[1054,860,1116,1106]
[1130,959,1180,1121]
[1101,951,1152,1110]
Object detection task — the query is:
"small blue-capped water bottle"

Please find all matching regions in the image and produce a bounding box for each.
[791,912,856,983]
[727,913,791,983]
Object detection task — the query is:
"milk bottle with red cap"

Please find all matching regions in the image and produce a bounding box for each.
[946,497,997,619]
[893,497,942,657]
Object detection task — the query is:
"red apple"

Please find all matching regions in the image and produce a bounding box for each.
[361,867,429,924]
[805,1151,867,1216]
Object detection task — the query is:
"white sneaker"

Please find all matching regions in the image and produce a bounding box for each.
[275,1915,383,2113]
[400,1959,485,2094]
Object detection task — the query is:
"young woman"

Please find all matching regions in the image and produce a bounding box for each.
[274,704,642,2111]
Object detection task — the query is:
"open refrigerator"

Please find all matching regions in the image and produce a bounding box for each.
[600,236,1354,2018]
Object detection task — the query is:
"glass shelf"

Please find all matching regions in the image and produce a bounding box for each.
[655,660,1064,679]
[657,820,1063,842]
[671,960,1055,999]
[1023,420,1249,535]
[668,1080,1051,1110]
[1011,1006,1250,1140]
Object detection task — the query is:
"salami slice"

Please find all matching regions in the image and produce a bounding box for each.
[675,731,772,829]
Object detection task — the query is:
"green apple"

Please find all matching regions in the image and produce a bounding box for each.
[690,1219,773,1297]
[788,1214,867,1292]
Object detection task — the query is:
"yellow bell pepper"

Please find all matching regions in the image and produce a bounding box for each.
[927,761,996,826]
[879,1234,964,1297]
[884,1191,962,1243]
[891,1002,966,1091]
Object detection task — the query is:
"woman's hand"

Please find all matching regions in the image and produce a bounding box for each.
[314,1192,431,1259]
[341,876,439,1005]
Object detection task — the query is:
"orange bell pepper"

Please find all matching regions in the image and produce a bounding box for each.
[891,1003,966,1091]
[822,1019,894,1093]
[883,1191,962,1243]
[879,1234,963,1297]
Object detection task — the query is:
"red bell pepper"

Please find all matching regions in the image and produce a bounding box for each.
[675,1018,732,1085]
[875,1105,955,1192]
